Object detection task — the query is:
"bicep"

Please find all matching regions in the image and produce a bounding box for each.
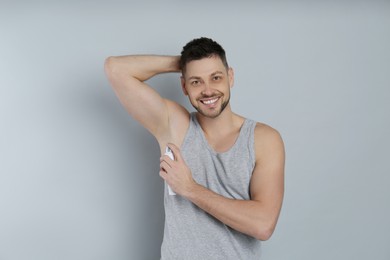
[250,126,285,217]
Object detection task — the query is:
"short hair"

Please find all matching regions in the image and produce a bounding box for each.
[179,37,229,74]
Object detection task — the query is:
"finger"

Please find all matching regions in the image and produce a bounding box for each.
[160,161,172,171]
[159,169,168,180]
[160,154,174,162]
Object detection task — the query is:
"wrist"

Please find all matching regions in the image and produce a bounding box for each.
[183,180,201,200]
[167,55,181,73]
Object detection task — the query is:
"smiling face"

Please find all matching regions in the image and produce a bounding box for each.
[181,55,234,118]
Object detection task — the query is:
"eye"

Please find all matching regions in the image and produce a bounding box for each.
[191,80,200,86]
[213,76,221,81]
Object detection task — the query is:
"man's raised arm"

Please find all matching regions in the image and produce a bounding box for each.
[104,55,181,139]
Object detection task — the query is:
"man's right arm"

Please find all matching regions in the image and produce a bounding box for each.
[104,55,184,142]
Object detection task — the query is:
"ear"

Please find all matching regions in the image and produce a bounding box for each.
[228,67,234,88]
[180,76,188,96]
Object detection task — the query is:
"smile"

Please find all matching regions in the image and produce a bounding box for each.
[201,97,219,105]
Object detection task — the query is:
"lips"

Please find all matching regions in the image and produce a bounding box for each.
[200,97,219,105]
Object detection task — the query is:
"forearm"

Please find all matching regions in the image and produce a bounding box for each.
[105,55,180,81]
[183,184,277,241]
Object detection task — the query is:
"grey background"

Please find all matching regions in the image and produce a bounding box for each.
[1,1,389,259]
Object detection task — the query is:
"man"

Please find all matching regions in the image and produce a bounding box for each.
[105,37,285,259]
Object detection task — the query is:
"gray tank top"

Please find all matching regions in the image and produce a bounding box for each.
[160,112,261,260]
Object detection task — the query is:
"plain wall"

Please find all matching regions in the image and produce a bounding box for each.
[1,1,389,259]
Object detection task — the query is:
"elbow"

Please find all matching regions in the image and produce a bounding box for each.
[104,56,118,76]
[104,56,128,83]
[253,223,276,241]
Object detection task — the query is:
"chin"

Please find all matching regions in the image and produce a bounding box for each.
[200,111,221,118]
[196,106,225,118]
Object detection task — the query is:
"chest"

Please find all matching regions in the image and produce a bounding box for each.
[182,142,254,200]
[205,130,240,153]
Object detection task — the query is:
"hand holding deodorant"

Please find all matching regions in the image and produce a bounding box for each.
[164,147,176,195]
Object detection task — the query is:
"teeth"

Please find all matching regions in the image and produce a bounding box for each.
[203,98,218,105]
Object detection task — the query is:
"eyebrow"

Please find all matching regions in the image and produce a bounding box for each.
[188,71,224,80]
[188,76,202,80]
[211,71,224,76]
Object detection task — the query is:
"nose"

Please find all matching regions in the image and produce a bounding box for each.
[201,82,213,96]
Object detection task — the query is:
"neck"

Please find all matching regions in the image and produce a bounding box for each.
[196,105,239,137]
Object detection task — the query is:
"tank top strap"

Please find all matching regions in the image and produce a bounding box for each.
[236,117,257,168]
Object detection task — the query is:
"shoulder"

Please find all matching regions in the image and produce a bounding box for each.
[253,122,282,141]
[253,122,285,164]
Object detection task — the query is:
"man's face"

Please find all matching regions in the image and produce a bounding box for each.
[181,56,234,118]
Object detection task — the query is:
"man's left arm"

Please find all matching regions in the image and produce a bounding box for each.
[159,124,285,241]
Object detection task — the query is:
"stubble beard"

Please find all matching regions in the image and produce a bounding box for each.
[190,91,231,119]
